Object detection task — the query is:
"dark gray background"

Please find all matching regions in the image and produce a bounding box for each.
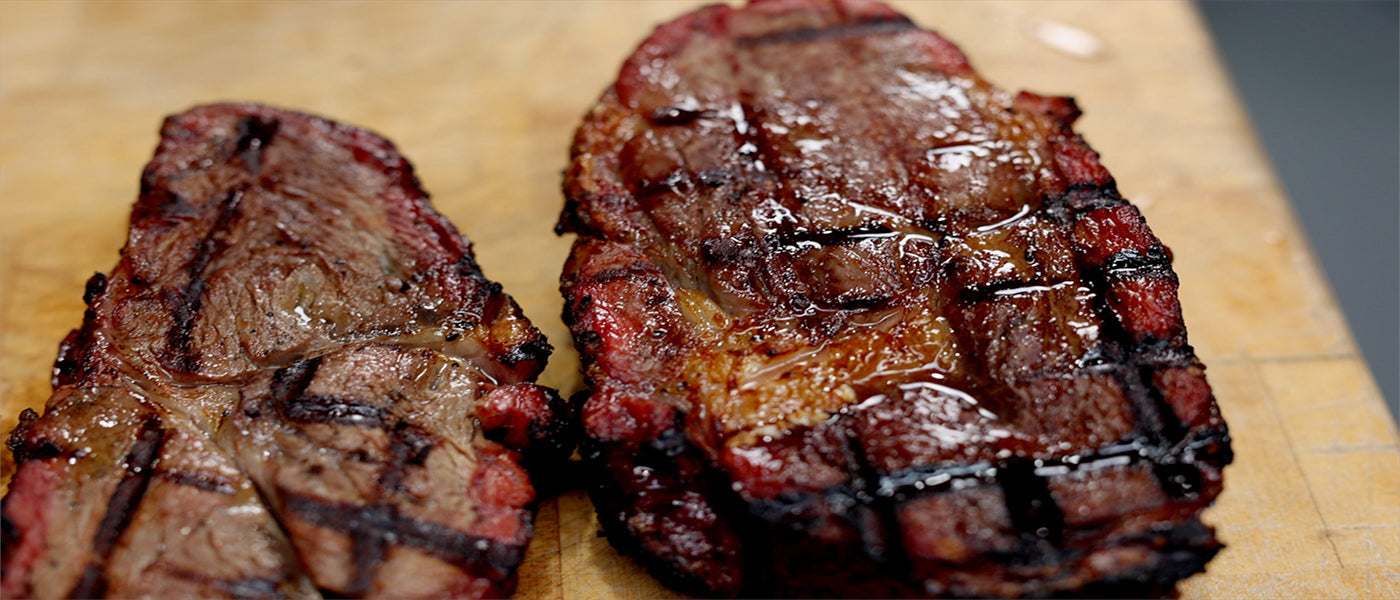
[1197,1,1398,424]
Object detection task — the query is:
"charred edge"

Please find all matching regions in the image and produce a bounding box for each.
[68,415,165,599]
[1152,462,1205,499]
[1154,426,1234,499]
[740,483,919,598]
[736,16,916,47]
[281,394,388,428]
[449,254,490,294]
[995,456,1066,548]
[0,511,15,556]
[235,115,281,176]
[284,493,522,579]
[767,222,898,253]
[163,187,247,373]
[1102,246,1176,282]
[519,389,583,495]
[270,356,323,405]
[1040,185,1125,218]
[1072,520,1221,597]
[155,469,239,495]
[5,409,59,464]
[531,387,578,452]
[581,430,745,597]
[53,328,87,387]
[1128,338,1202,370]
[499,336,553,369]
[648,106,719,126]
[1185,426,1234,468]
[83,272,108,305]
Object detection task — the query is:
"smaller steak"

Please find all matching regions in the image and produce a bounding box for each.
[2,103,572,599]
[559,1,1231,597]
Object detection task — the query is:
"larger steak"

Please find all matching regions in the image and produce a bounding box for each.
[2,103,571,599]
[558,1,1231,597]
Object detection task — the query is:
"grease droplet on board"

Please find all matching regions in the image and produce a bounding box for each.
[1026,19,1105,59]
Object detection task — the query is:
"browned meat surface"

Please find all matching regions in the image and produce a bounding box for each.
[558,0,1231,597]
[2,103,571,600]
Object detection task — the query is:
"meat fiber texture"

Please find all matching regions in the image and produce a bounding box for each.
[557,1,1231,597]
[1,103,572,599]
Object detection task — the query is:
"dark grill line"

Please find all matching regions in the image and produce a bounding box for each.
[269,356,322,405]
[845,435,909,571]
[158,564,288,600]
[1102,246,1176,281]
[67,415,166,599]
[283,493,522,580]
[379,422,435,492]
[873,429,1229,503]
[281,394,388,428]
[736,16,915,47]
[162,186,247,374]
[234,115,280,176]
[995,456,1065,544]
[155,469,239,495]
[767,223,900,253]
[346,527,388,596]
[1062,203,1191,467]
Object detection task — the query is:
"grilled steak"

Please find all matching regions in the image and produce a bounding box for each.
[558,1,1231,597]
[2,103,571,599]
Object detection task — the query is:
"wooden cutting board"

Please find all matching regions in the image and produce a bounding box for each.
[2,1,1395,598]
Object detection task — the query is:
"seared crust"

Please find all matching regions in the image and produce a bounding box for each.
[559,1,1230,597]
[2,103,571,599]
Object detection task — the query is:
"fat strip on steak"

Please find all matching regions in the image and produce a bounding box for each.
[558,1,1231,597]
[2,103,572,600]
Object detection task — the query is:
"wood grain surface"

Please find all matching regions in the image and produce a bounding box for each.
[1,1,1396,598]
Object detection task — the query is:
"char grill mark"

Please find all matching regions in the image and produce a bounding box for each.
[736,17,915,47]
[993,457,1065,545]
[234,115,280,175]
[160,186,247,375]
[269,356,322,407]
[68,416,165,600]
[280,394,389,428]
[2,103,570,599]
[153,567,284,600]
[153,469,239,496]
[283,494,524,580]
[560,0,1229,597]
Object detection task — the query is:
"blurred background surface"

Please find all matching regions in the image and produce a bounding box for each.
[1198,1,1399,424]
